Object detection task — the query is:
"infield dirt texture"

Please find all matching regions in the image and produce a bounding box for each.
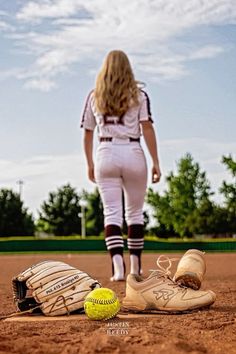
[0,253,235,354]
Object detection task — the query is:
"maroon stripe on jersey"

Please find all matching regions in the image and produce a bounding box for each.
[103,115,124,125]
[140,89,154,123]
[80,90,94,128]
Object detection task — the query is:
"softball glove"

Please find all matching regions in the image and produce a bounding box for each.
[12,260,101,316]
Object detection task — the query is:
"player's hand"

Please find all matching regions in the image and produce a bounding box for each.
[88,164,96,183]
[152,164,161,183]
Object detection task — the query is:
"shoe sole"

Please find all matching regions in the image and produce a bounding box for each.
[174,272,201,290]
[122,298,215,313]
[121,304,212,314]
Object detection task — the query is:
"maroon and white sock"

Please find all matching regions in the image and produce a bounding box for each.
[127,224,144,275]
[105,224,125,280]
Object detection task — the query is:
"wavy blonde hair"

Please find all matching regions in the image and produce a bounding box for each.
[94,50,140,116]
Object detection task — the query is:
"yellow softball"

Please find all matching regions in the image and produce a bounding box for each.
[84,287,120,320]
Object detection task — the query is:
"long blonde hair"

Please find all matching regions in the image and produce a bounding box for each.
[94,50,139,117]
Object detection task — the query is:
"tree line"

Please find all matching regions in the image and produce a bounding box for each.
[0,154,235,238]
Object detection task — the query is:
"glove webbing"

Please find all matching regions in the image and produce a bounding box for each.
[12,279,28,300]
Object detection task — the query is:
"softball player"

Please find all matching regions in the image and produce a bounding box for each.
[81,50,161,281]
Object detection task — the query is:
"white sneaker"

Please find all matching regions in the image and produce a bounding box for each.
[173,249,206,290]
[122,256,216,313]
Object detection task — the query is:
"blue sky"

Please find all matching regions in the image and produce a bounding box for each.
[0,0,235,217]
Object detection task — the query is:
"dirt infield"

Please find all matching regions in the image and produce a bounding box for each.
[0,252,235,354]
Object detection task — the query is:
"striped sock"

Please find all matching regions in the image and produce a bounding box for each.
[105,225,124,256]
[105,225,125,280]
[127,224,144,275]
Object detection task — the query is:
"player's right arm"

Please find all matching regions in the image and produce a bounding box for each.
[80,90,96,183]
[83,129,95,183]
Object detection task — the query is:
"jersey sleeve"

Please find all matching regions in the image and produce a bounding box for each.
[80,91,96,130]
[139,90,154,123]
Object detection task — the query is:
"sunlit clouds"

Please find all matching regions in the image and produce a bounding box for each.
[1,0,235,90]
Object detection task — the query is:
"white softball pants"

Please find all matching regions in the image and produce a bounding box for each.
[95,139,148,227]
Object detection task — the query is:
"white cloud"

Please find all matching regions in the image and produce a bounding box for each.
[0,68,22,80]
[0,19,14,32]
[189,45,225,60]
[16,0,86,22]
[16,0,236,26]
[1,0,235,90]
[0,9,15,32]
[0,153,94,216]
[0,20,8,30]
[132,44,225,81]
[167,139,234,162]
[24,77,57,91]
[0,10,7,16]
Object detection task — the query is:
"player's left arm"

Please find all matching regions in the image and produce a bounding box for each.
[141,121,161,183]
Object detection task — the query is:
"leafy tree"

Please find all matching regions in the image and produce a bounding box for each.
[147,154,214,237]
[219,155,236,233]
[0,188,34,236]
[37,184,81,236]
[143,210,150,234]
[81,188,104,236]
[220,155,236,211]
[186,199,218,235]
[147,190,177,237]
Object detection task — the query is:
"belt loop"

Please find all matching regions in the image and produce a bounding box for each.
[129,137,140,142]
[99,137,113,142]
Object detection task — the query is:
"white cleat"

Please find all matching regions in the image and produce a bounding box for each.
[122,256,216,313]
[173,249,206,290]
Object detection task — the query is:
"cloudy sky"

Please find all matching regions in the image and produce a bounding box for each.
[0,0,235,217]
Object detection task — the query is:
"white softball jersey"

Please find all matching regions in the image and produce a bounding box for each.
[80,89,153,228]
[80,89,153,138]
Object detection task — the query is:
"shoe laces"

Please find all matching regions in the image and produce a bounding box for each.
[149,255,179,281]
[149,255,191,293]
